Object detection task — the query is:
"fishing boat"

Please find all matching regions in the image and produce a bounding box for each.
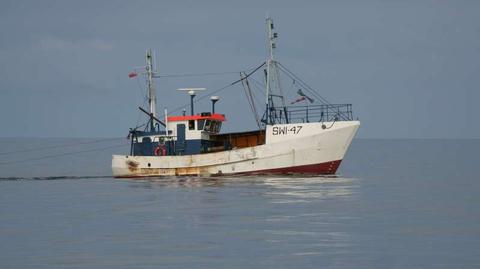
[112,17,360,177]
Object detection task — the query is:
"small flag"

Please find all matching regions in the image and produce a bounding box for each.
[297,89,314,103]
[290,96,306,105]
[128,71,138,78]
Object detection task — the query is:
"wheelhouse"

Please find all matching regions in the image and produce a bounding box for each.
[167,112,225,136]
[130,112,226,156]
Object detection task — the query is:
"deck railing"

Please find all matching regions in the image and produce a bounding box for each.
[264,104,354,124]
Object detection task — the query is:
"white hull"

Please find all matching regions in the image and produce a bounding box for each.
[112,121,360,177]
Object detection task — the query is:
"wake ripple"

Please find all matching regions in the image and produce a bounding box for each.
[0,175,113,181]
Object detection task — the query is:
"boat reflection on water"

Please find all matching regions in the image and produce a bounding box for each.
[262,176,359,203]
[120,175,359,258]
[123,175,359,203]
[121,176,228,189]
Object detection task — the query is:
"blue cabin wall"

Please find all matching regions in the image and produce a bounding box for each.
[133,139,216,156]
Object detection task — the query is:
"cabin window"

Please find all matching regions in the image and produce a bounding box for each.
[197,119,205,130]
[188,120,195,130]
[204,120,211,131]
[215,121,222,133]
[212,121,222,133]
[209,121,217,133]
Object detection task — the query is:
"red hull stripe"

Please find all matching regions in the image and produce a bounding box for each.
[167,113,226,122]
[232,160,342,175]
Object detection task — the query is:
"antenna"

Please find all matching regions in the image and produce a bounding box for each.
[210,96,220,113]
[177,88,206,115]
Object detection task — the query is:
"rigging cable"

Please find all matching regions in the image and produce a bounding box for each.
[152,65,259,79]
[276,62,331,105]
[240,72,262,128]
[168,62,266,115]
[0,142,129,166]
[135,78,149,129]
[0,138,125,156]
[276,62,350,121]
[154,70,245,78]
[248,77,269,110]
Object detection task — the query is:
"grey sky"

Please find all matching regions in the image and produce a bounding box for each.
[1,0,479,138]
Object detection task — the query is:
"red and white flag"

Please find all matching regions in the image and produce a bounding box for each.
[128,71,138,78]
[290,96,306,105]
[290,89,315,104]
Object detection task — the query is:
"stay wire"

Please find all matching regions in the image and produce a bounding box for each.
[0,138,124,156]
[135,77,148,129]
[240,72,261,128]
[279,65,329,105]
[277,62,332,105]
[153,65,259,79]
[277,63,350,121]
[154,71,244,78]
[0,142,129,166]
[168,62,266,115]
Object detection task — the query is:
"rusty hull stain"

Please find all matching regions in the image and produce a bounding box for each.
[126,160,140,172]
[135,166,209,176]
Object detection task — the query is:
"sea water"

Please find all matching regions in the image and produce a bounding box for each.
[0,139,479,268]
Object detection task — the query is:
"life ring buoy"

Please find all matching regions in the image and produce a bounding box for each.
[154,145,166,156]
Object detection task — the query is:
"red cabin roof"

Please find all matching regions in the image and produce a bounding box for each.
[167,113,226,122]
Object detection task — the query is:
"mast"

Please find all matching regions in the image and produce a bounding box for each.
[145,49,157,131]
[264,17,289,125]
[265,17,274,125]
[265,17,287,125]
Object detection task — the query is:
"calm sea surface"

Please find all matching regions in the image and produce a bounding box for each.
[0,139,479,268]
